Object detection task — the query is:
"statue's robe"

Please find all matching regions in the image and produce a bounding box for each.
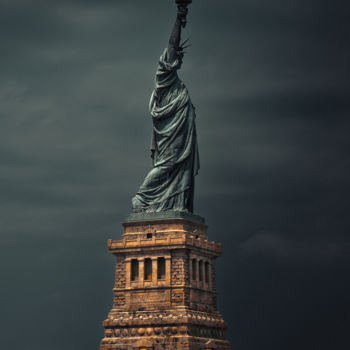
[131,48,199,212]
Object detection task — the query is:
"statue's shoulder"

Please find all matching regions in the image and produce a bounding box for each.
[158,48,181,72]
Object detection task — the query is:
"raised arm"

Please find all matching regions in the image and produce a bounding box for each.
[167,5,189,63]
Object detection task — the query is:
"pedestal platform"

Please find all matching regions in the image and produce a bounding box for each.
[100,211,230,350]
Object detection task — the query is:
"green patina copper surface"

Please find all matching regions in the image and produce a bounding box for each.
[132,3,199,214]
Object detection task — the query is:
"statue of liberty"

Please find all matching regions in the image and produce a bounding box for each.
[132,2,199,213]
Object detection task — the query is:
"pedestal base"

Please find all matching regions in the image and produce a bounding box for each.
[100,213,230,350]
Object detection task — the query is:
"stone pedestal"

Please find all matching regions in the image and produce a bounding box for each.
[100,212,230,350]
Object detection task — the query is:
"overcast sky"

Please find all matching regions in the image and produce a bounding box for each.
[1,0,349,349]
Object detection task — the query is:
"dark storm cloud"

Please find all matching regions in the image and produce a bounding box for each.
[1,0,349,349]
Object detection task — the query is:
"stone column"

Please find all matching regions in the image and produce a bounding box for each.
[190,257,193,283]
[138,258,144,287]
[152,258,158,284]
[207,261,211,289]
[125,258,131,288]
[196,258,200,286]
[165,257,171,285]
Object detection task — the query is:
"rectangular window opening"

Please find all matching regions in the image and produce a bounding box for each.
[192,259,197,280]
[157,257,166,280]
[131,259,139,281]
[199,260,203,282]
[144,258,152,281]
[205,261,210,284]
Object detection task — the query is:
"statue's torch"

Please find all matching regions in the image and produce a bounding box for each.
[175,0,192,28]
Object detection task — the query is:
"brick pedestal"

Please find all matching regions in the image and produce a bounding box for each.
[100,212,230,350]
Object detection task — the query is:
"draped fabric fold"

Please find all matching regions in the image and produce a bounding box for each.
[131,48,199,213]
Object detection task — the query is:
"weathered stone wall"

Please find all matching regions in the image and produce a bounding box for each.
[171,250,189,286]
[113,292,126,308]
[115,255,126,289]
